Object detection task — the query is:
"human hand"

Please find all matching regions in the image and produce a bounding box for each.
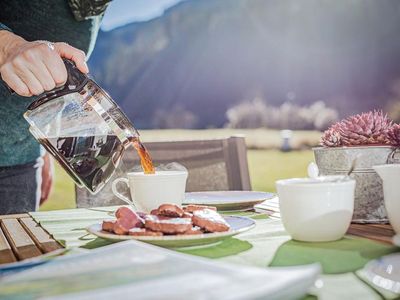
[0,30,89,97]
[40,152,54,205]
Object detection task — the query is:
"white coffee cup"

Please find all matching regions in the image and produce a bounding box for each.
[112,170,188,212]
[373,164,400,235]
[276,176,355,242]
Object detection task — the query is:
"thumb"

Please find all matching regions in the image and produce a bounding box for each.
[54,42,89,73]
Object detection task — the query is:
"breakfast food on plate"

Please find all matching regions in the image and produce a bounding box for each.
[101,204,230,237]
[113,219,136,235]
[137,211,147,219]
[192,209,230,232]
[182,212,193,218]
[115,207,144,227]
[112,207,145,235]
[157,204,184,218]
[150,208,160,215]
[183,226,203,235]
[115,207,143,226]
[102,220,116,232]
[184,204,217,213]
[129,228,163,236]
[145,215,192,234]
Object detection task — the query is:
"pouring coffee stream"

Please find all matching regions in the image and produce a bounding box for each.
[24,59,155,194]
[130,137,155,174]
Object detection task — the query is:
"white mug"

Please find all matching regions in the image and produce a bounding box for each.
[373,164,400,235]
[111,170,188,212]
[276,176,355,242]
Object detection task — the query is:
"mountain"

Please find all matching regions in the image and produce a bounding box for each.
[88,0,400,128]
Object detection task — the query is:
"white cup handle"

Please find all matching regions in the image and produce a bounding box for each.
[111,177,136,209]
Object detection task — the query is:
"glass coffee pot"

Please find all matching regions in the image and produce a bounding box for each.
[24,59,139,194]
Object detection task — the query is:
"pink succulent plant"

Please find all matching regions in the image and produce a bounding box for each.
[321,110,393,147]
[387,123,400,146]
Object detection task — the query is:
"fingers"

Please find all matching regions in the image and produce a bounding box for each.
[27,60,56,91]
[44,55,67,87]
[0,40,87,97]
[54,42,89,73]
[14,63,45,95]
[0,64,31,96]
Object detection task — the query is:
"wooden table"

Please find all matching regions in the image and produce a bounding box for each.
[0,214,62,264]
[0,212,395,265]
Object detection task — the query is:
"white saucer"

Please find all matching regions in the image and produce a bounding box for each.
[184,191,275,211]
[363,253,400,294]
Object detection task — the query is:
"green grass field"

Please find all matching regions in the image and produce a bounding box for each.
[248,149,313,192]
[40,129,317,211]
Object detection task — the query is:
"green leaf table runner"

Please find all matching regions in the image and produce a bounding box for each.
[29,207,400,300]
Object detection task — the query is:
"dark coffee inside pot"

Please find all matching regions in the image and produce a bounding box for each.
[39,135,155,193]
[39,135,124,192]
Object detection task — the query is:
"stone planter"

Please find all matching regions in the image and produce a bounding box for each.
[313,146,397,223]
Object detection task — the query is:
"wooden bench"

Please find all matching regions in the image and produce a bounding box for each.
[0,214,62,264]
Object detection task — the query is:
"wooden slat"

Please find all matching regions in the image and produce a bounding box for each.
[1,219,42,260]
[223,136,252,191]
[0,213,29,220]
[20,218,62,253]
[347,223,395,244]
[0,226,16,263]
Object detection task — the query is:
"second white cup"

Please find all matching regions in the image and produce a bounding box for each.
[276,176,355,242]
[112,170,188,212]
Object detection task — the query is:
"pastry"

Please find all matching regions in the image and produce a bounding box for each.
[183,226,203,235]
[157,203,184,218]
[102,220,116,232]
[184,204,217,213]
[192,209,230,232]
[145,215,192,234]
[128,228,163,236]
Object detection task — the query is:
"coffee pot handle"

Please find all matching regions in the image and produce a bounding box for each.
[6,59,83,94]
[26,59,89,110]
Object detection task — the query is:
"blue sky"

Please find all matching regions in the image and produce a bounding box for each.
[101,0,184,31]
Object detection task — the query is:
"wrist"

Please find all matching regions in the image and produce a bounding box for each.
[0,30,26,66]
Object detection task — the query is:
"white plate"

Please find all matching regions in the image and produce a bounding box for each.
[184,191,275,211]
[363,253,400,294]
[393,234,400,247]
[87,216,255,249]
